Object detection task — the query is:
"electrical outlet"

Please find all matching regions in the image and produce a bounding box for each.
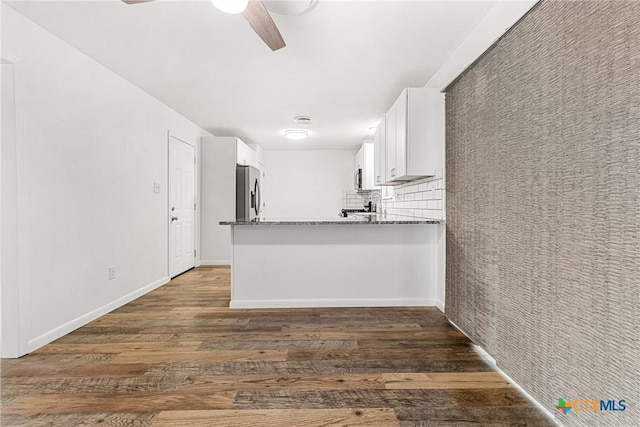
[108,266,116,280]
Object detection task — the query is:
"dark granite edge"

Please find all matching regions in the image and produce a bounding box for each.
[219,219,443,226]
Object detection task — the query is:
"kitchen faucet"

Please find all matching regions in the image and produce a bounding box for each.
[368,191,381,213]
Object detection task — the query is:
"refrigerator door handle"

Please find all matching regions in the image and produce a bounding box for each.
[254,179,261,216]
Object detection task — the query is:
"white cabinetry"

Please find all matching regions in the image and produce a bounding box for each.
[374,118,386,186]
[237,139,265,172]
[355,147,363,175]
[378,88,444,185]
[236,138,256,167]
[249,143,264,171]
[355,141,377,191]
[385,97,398,182]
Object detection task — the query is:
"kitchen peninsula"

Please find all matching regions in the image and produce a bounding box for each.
[220,216,445,309]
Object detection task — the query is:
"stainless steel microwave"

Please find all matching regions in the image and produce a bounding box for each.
[354,168,362,191]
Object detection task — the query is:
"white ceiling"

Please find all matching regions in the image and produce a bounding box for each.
[6,0,499,150]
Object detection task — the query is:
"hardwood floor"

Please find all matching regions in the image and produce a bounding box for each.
[1,267,553,426]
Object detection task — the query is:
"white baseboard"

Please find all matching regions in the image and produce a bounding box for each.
[27,276,170,353]
[199,260,231,266]
[436,299,445,313]
[448,320,559,426]
[475,345,559,425]
[230,298,437,309]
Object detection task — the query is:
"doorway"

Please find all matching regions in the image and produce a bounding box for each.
[168,135,196,278]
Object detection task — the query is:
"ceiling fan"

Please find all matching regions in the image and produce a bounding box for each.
[122,0,286,51]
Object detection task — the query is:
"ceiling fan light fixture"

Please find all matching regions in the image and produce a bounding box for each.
[210,0,249,14]
[284,128,310,140]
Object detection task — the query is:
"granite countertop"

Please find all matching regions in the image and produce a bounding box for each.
[219,214,443,226]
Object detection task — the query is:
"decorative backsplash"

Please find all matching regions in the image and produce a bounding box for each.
[343,171,445,220]
[380,175,445,220]
[342,190,372,210]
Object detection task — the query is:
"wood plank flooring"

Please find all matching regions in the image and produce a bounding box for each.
[1,266,554,426]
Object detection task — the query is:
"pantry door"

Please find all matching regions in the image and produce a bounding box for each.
[168,136,196,278]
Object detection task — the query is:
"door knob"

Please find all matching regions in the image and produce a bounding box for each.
[171,216,178,222]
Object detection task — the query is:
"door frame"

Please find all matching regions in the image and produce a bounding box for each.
[167,131,199,278]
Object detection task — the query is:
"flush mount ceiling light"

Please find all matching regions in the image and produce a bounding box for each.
[284,128,310,140]
[210,0,249,14]
[293,116,312,125]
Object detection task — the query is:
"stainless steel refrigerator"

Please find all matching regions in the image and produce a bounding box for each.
[236,165,261,222]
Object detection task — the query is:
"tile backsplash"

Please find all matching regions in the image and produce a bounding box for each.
[342,190,373,210]
[342,173,445,220]
[381,176,445,220]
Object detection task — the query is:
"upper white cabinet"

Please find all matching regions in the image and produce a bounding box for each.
[373,118,386,187]
[354,141,377,191]
[378,88,444,184]
[249,143,264,171]
[236,138,255,167]
[237,138,265,172]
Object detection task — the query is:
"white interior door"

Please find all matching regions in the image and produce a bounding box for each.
[168,136,196,278]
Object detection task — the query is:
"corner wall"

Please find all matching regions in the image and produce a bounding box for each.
[445,2,639,426]
[1,5,211,356]
[200,136,235,265]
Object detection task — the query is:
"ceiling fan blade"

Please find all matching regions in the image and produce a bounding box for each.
[121,0,155,4]
[242,0,286,51]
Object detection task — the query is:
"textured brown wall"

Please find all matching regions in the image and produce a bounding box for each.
[445,1,639,426]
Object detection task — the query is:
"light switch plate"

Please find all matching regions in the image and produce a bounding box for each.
[153,182,160,193]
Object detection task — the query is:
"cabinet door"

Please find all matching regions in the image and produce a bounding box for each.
[374,120,384,185]
[236,139,248,165]
[374,120,387,186]
[362,142,376,190]
[385,103,397,181]
[395,90,408,179]
[237,139,258,167]
[250,143,264,171]
[355,145,364,170]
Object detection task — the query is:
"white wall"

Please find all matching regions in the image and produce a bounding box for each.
[1,61,20,356]
[1,4,211,356]
[200,136,235,265]
[263,150,355,219]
